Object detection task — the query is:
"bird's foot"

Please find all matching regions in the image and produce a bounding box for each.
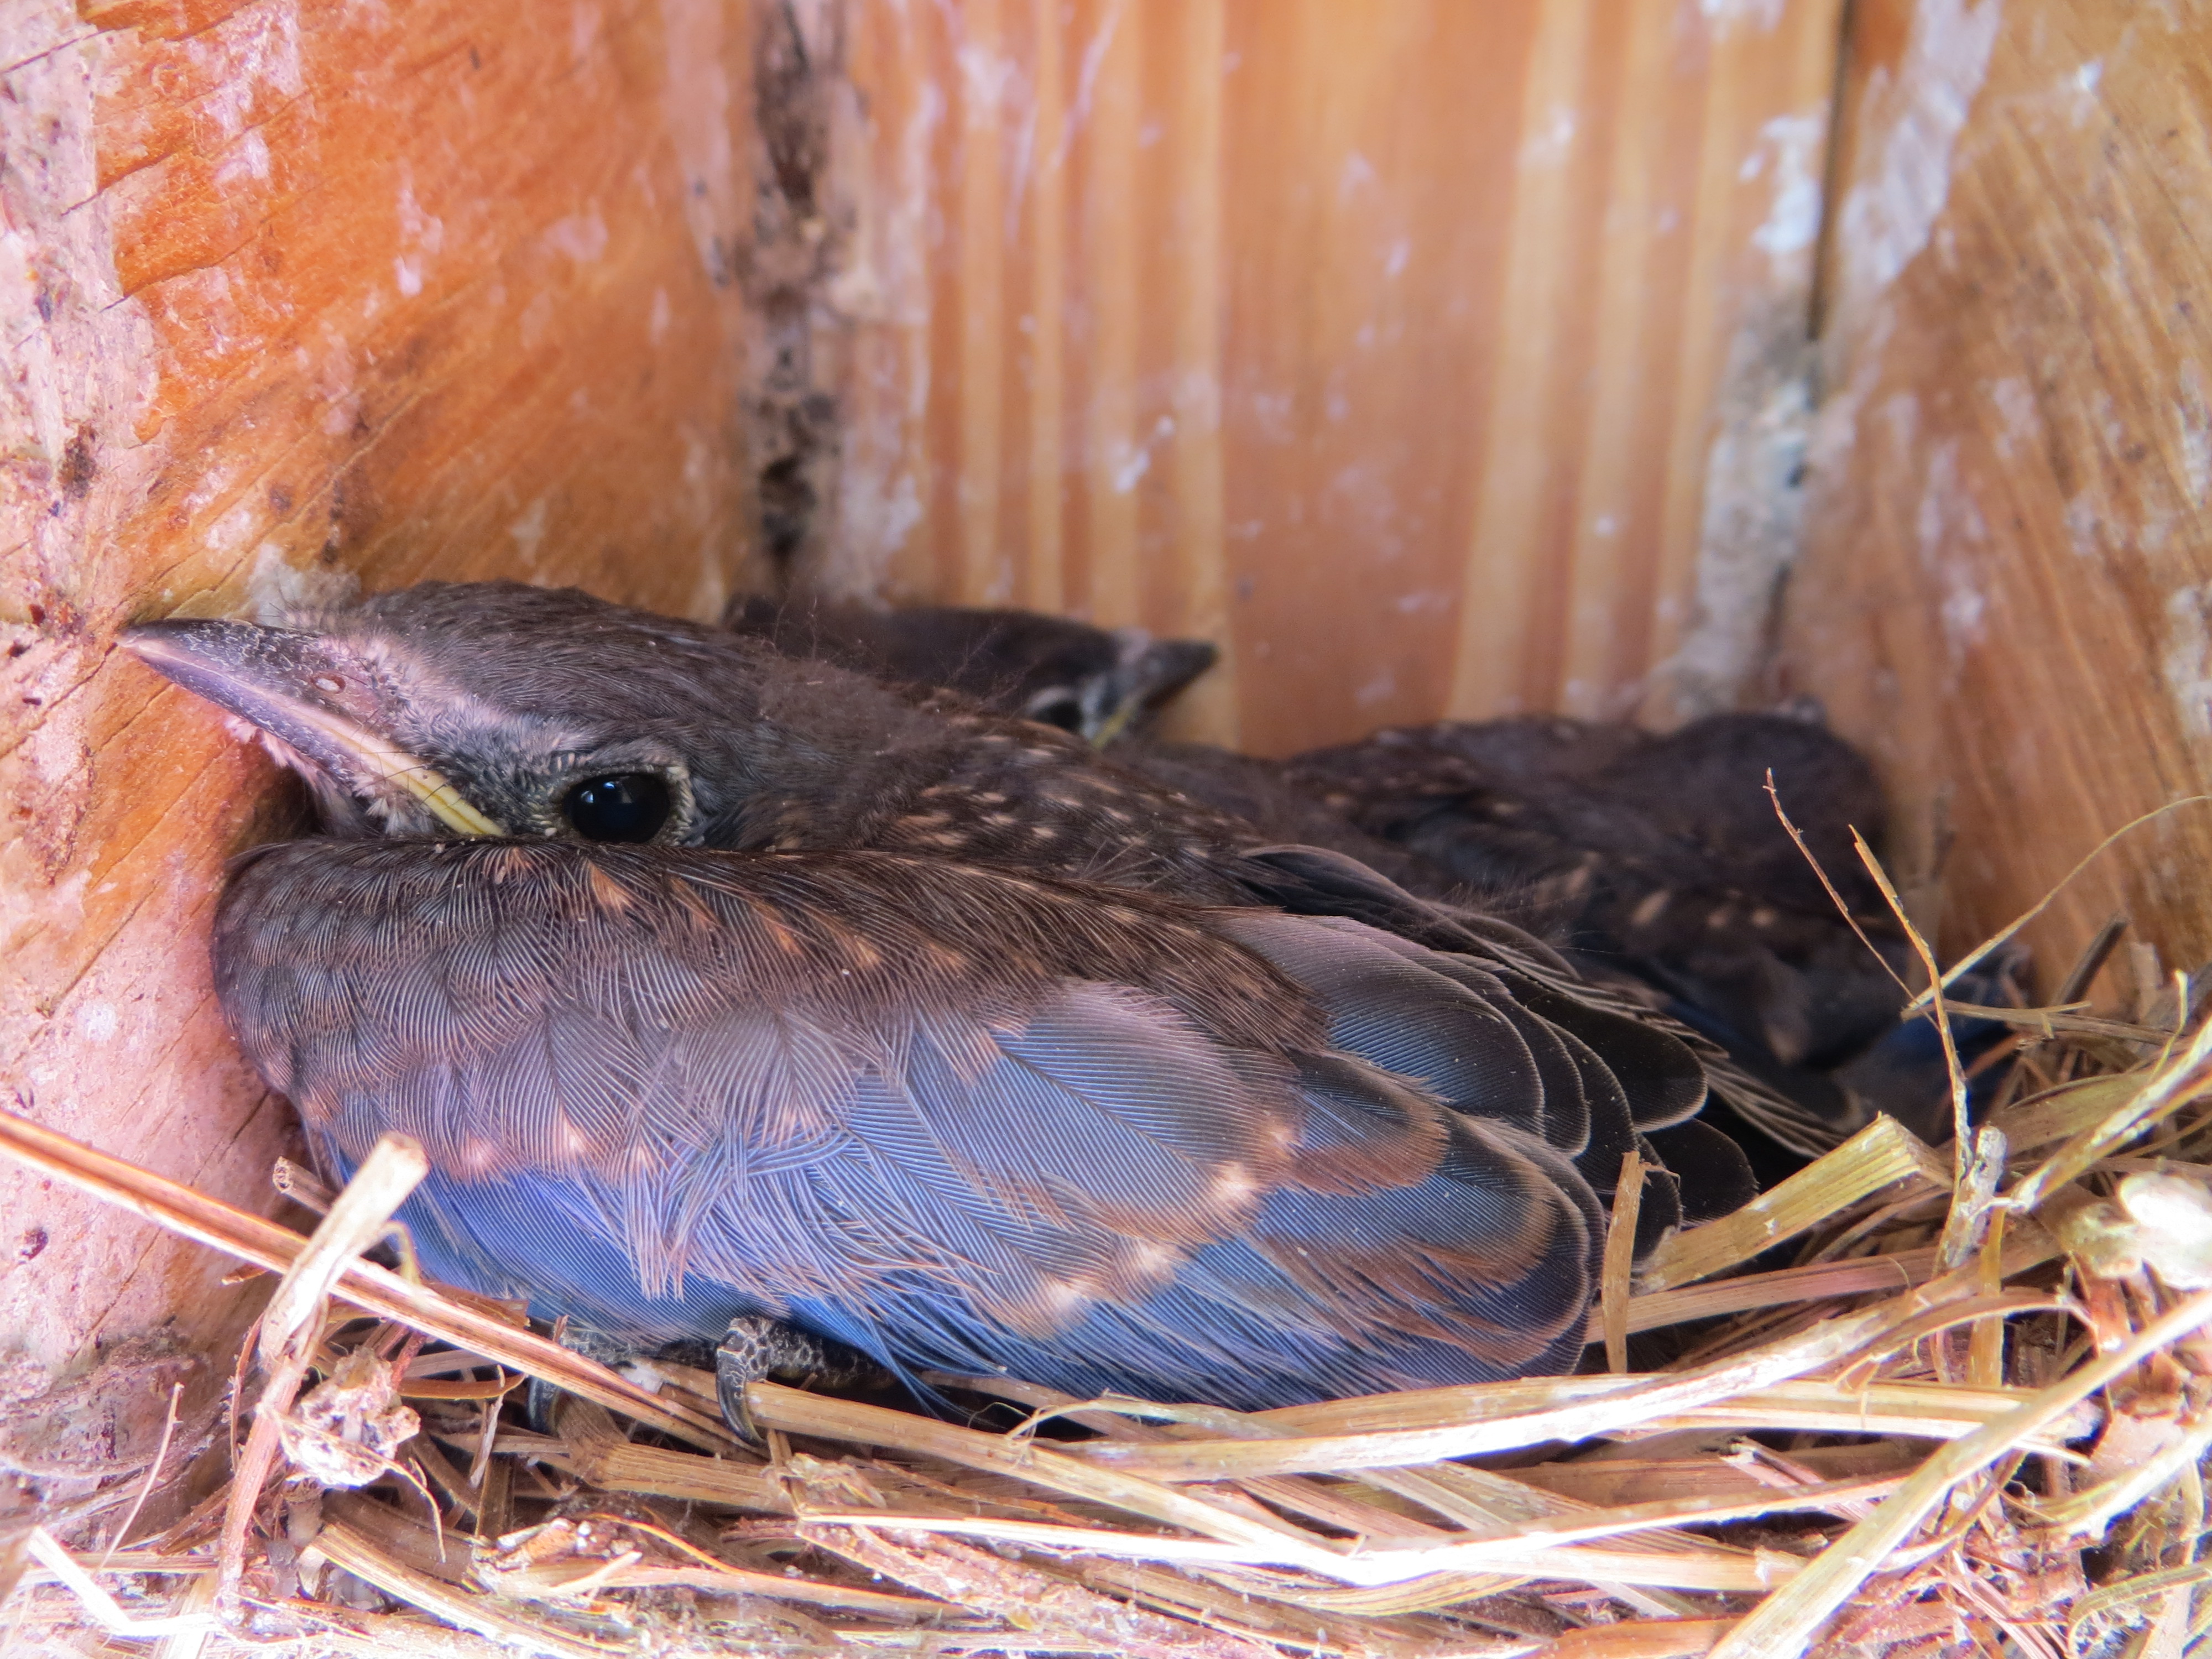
[524,1318,648,1433]
[714,1315,889,1438]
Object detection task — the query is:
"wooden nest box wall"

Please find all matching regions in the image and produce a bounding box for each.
[2,0,2207,1558]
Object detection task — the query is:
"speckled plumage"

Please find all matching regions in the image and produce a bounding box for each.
[1280,712,1902,1063]
[1262,711,2008,1175]
[124,582,1757,1413]
[714,591,2003,1173]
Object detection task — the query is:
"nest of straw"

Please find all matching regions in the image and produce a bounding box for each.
[9,830,2212,1659]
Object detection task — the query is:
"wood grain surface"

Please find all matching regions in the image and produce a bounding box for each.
[1782,0,2212,982]
[1,0,759,1427]
[820,0,1844,752]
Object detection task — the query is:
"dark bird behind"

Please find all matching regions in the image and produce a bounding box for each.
[1270,712,2016,1177]
[1281,712,1902,1068]
[123,582,1751,1415]
[726,593,1217,743]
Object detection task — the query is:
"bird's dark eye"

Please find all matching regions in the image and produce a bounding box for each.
[563,773,672,843]
[1027,692,1085,733]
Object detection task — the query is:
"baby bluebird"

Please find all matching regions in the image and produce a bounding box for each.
[123,583,1752,1418]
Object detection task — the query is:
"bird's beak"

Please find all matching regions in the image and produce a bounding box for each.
[1128,637,1219,706]
[118,617,503,837]
[1089,632,1219,746]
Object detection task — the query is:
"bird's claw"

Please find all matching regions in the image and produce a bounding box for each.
[715,1315,887,1439]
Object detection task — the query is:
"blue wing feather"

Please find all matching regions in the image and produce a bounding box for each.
[224,840,1602,1410]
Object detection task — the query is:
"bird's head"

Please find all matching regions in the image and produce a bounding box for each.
[1072,624,1218,745]
[878,609,1217,744]
[118,582,849,846]
[729,597,1217,744]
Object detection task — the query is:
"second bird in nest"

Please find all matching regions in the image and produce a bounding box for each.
[726,593,1217,744]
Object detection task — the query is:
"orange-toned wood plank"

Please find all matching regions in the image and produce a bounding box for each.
[1154,0,1233,742]
[1555,0,1683,721]
[830,1,1844,752]
[1218,1,1537,747]
[1,0,758,1395]
[956,0,1009,600]
[1020,0,1070,615]
[1783,0,2212,980]
[1074,0,1145,630]
[1451,0,1604,720]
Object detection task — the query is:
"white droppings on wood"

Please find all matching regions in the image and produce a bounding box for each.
[658,0,740,288]
[1650,88,1835,718]
[1657,299,1817,717]
[2064,492,2100,560]
[544,211,611,264]
[393,171,444,300]
[1354,667,1397,708]
[1832,0,2002,313]
[508,495,551,571]
[1914,440,1991,670]
[816,40,936,597]
[1519,105,1579,169]
[2178,361,2212,506]
[204,497,262,556]
[1700,0,1787,34]
[839,464,924,571]
[2166,585,2212,740]
[1987,375,2037,460]
[1747,112,1827,274]
[190,2,305,143]
[2068,58,2104,127]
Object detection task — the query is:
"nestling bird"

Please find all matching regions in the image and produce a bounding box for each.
[726,594,1218,743]
[1113,738,1457,900]
[123,583,1749,1418]
[1285,711,1901,1063]
[1276,711,2013,1179]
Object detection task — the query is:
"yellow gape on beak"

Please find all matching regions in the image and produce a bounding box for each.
[118,618,505,838]
[288,701,507,838]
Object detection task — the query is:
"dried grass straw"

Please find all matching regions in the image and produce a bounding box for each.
[7,812,2212,1656]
